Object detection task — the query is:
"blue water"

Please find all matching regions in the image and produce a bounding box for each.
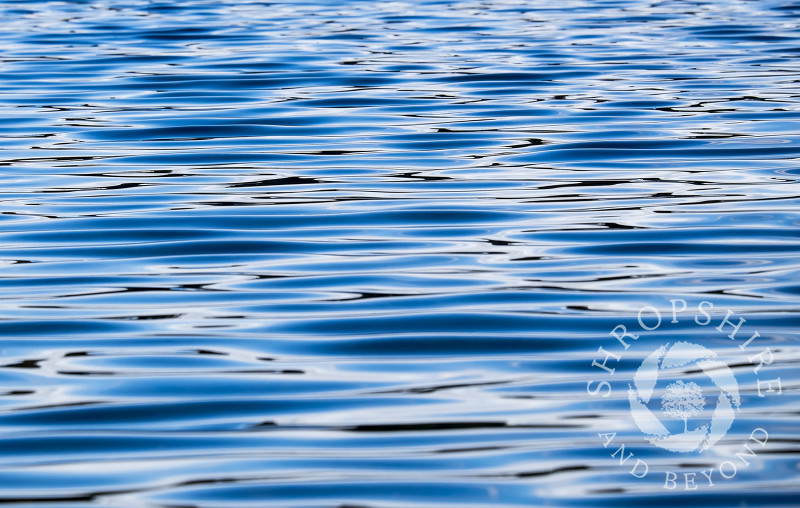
[1,0,799,506]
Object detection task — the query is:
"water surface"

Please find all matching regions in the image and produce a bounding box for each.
[0,0,799,506]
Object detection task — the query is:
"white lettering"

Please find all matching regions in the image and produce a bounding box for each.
[700,468,714,487]
[670,298,687,323]
[610,324,638,350]
[695,301,713,325]
[592,346,621,375]
[638,305,661,331]
[757,377,782,397]
[717,309,746,339]
[748,348,773,374]
[630,459,648,478]
[750,428,769,446]
[611,445,633,466]
[735,444,758,467]
[719,461,737,479]
[587,380,612,398]
[738,330,760,351]
[598,432,616,448]
[684,472,697,490]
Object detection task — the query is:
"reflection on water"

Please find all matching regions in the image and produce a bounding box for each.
[0,0,798,506]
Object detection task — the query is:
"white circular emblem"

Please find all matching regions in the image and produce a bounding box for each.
[628,341,741,453]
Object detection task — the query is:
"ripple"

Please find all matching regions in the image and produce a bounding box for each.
[0,0,798,506]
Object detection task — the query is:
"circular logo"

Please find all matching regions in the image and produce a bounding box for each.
[628,341,741,453]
